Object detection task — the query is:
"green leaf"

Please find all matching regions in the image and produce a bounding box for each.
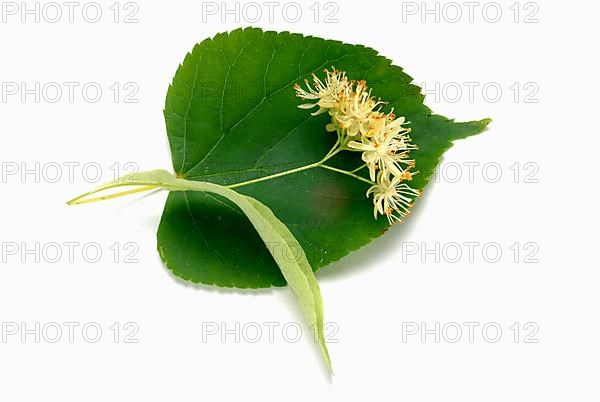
[67,169,332,370]
[160,27,490,288]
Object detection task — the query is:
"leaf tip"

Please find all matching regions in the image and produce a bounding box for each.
[480,117,492,127]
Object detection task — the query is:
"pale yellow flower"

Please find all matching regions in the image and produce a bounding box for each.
[367,173,422,224]
[333,80,384,136]
[294,68,348,116]
[347,115,416,181]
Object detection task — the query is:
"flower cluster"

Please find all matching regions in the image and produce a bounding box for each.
[295,67,421,224]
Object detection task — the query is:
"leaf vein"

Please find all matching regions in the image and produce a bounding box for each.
[180,51,203,173]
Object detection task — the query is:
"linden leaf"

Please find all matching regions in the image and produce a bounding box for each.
[159,27,490,288]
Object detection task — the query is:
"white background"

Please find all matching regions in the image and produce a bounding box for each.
[1,0,598,400]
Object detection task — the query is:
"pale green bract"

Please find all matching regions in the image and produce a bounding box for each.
[67,169,332,371]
